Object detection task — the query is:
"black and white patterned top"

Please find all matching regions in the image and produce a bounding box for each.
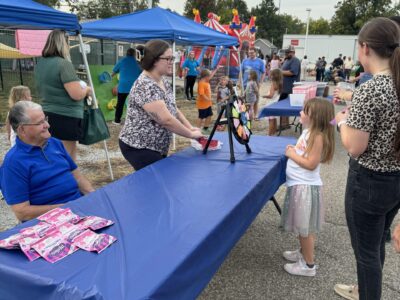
[346,74,400,172]
[119,73,177,155]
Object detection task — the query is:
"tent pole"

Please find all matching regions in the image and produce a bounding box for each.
[172,41,176,151]
[18,59,23,85]
[237,49,244,95]
[0,60,3,91]
[78,33,114,181]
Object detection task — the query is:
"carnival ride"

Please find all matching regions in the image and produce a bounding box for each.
[184,9,257,81]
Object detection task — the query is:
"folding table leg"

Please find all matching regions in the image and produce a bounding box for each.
[270,196,282,215]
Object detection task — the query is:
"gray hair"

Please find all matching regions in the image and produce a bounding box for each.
[9,101,43,132]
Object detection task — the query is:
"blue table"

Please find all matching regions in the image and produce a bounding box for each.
[0,134,295,300]
[259,96,333,118]
[259,98,302,118]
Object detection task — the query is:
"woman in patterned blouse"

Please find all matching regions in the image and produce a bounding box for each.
[334,18,400,300]
[119,40,203,171]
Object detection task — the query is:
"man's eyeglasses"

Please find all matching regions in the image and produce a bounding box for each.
[21,116,49,126]
[159,56,175,63]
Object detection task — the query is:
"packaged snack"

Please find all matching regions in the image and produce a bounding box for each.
[76,216,114,231]
[32,231,78,263]
[44,208,81,225]
[18,235,42,261]
[0,233,24,249]
[20,222,56,238]
[37,207,67,222]
[73,230,117,253]
[55,222,85,243]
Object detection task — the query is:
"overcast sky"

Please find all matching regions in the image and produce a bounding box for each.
[158,0,341,22]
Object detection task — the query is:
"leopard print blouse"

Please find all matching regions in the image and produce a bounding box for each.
[346,74,400,172]
[119,73,177,155]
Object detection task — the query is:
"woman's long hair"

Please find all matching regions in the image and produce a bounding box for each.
[303,98,335,163]
[42,30,70,60]
[358,17,400,159]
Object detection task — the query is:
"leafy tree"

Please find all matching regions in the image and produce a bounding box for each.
[330,0,400,34]
[183,0,217,22]
[216,0,250,24]
[63,0,159,20]
[308,18,331,35]
[251,0,305,47]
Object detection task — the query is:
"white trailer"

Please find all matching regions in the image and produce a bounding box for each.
[282,34,358,65]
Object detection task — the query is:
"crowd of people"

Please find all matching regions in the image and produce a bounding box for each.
[0,15,400,300]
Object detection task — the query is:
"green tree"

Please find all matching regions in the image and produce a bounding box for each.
[65,0,160,20]
[183,0,217,22]
[308,18,331,35]
[216,0,250,24]
[251,0,305,47]
[330,0,400,34]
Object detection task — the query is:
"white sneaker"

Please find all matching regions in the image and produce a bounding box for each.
[283,249,303,262]
[334,284,359,300]
[284,258,316,277]
[112,121,121,125]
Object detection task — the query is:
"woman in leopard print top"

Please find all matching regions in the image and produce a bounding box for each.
[334,18,400,300]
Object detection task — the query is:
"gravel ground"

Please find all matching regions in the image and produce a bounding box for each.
[0,78,399,299]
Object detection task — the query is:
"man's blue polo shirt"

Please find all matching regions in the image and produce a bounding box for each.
[241,58,266,88]
[0,137,82,206]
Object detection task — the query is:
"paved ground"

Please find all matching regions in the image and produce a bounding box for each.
[199,109,400,300]
[0,77,399,299]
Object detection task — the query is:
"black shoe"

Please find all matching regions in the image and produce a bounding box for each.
[191,96,196,101]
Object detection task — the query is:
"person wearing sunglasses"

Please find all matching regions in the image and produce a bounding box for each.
[119,39,203,171]
[0,101,94,222]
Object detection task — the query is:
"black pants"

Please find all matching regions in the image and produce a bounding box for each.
[345,158,400,300]
[316,69,322,81]
[114,93,129,123]
[119,140,166,171]
[185,76,197,99]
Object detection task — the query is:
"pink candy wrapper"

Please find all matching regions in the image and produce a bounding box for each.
[40,208,81,225]
[77,216,114,231]
[37,207,67,221]
[20,222,56,238]
[55,222,85,242]
[18,235,42,261]
[73,229,117,253]
[0,233,24,249]
[32,231,78,263]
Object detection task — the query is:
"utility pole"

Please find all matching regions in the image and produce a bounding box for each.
[304,8,311,57]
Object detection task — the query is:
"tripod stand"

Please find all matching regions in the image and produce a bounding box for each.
[203,97,251,163]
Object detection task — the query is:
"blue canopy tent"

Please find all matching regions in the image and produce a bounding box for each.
[81,7,238,47]
[0,0,114,179]
[0,0,80,30]
[81,7,240,148]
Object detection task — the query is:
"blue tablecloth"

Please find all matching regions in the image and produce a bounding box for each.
[0,134,295,300]
[259,96,333,118]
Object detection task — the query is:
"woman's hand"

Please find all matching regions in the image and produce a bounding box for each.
[393,224,400,253]
[190,128,204,139]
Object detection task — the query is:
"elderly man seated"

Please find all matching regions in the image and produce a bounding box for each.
[0,101,94,222]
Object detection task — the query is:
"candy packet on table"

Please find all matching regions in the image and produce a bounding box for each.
[55,222,85,243]
[76,216,114,231]
[37,207,68,222]
[73,229,117,253]
[32,231,78,263]
[43,208,81,225]
[18,235,42,262]
[20,222,56,238]
[0,232,24,249]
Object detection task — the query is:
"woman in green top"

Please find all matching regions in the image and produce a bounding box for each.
[35,30,91,161]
